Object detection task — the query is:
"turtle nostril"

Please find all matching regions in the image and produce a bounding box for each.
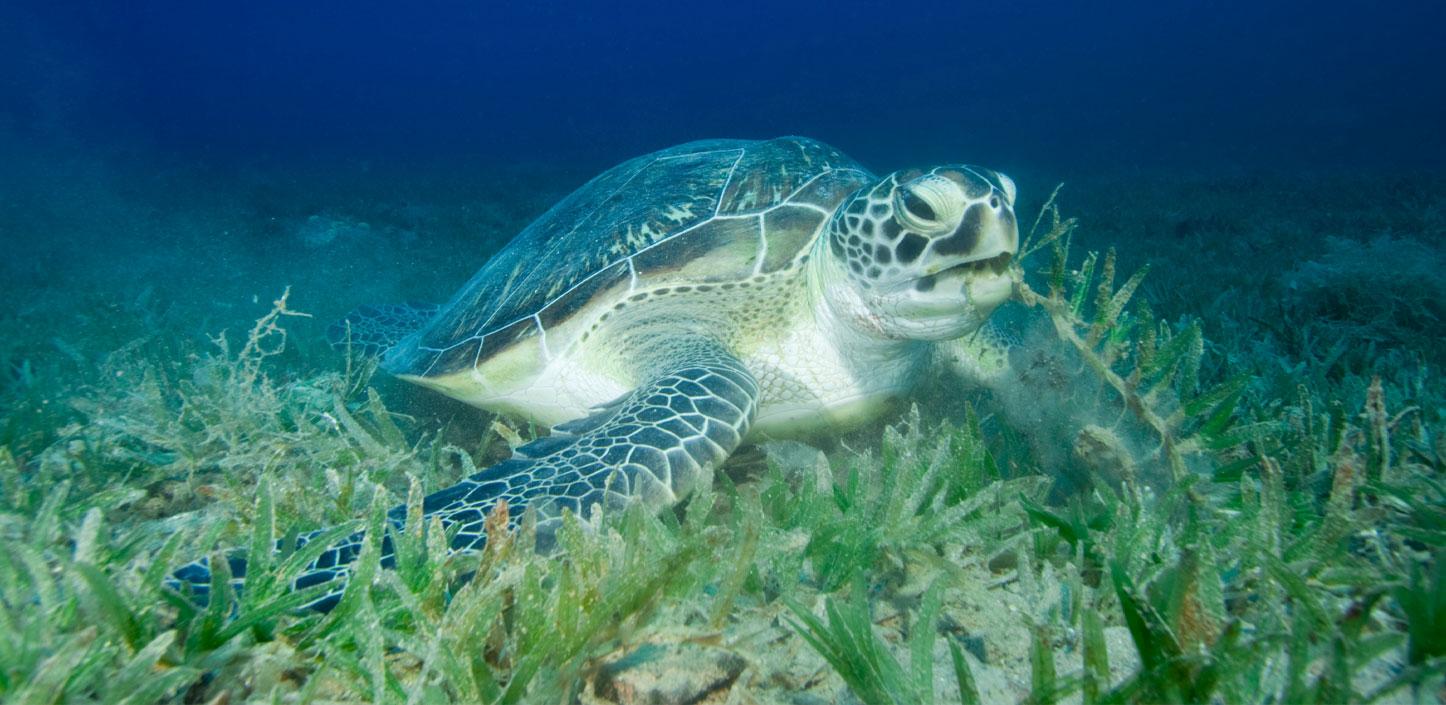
[990,197,1000,209]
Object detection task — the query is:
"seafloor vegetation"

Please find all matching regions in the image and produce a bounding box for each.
[0,148,1442,703]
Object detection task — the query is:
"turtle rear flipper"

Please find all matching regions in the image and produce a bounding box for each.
[169,345,758,612]
[327,302,441,358]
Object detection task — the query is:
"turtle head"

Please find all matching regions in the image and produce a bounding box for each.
[822,166,1018,341]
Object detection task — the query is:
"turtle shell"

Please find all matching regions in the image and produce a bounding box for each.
[385,136,873,378]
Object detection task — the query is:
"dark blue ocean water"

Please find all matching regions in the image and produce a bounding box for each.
[2,0,1444,356]
[3,6,1445,700]
[5,0,1443,176]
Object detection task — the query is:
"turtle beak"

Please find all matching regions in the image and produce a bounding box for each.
[919,205,1018,277]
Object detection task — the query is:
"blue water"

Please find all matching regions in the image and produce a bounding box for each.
[4,0,1443,399]
[5,0,1443,175]
[2,0,1443,382]
[3,3,1444,688]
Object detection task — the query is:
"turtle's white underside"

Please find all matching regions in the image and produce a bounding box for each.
[404,256,1016,443]
[403,257,947,438]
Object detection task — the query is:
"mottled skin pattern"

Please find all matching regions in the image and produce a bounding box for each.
[326,302,441,358]
[170,137,1019,610]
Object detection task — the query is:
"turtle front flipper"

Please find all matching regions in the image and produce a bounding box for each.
[422,346,758,547]
[168,346,758,611]
[327,302,441,358]
[938,323,1014,386]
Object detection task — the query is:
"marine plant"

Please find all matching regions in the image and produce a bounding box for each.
[991,188,1444,704]
[0,177,1441,704]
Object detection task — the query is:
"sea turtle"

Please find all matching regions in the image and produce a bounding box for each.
[171,136,1019,609]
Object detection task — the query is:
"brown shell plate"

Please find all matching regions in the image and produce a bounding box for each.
[385,136,873,378]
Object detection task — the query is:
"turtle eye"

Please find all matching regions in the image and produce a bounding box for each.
[900,189,936,222]
[893,178,958,235]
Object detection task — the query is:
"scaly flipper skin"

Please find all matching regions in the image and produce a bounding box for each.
[169,343,757,611]
[167,137,1022,613]
[938,324,1014,386]
[326,302,441,358]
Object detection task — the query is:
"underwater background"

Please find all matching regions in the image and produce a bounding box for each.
[1,1,1444,703]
